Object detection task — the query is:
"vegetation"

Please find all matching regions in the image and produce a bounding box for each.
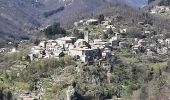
[73,28,84,39]
[43,22,66,39]
[0,44,169,100]
[44,6,65,18]
[98,14,105,23]
[1,2,170,100]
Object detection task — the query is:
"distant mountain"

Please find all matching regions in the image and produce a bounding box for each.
[0,0,148,47]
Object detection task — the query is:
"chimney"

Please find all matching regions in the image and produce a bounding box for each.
[84,31,89,43]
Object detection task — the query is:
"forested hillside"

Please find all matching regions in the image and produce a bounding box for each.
[0,0,148,47]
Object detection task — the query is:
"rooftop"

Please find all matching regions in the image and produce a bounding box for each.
[70,46,94,51]
[57,37,76,41]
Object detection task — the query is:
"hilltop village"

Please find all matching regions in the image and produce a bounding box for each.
[0,11,170,100]
[29,16,170,63]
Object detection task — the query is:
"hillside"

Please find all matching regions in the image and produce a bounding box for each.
[0,0,148,47]
[2,0,170,100]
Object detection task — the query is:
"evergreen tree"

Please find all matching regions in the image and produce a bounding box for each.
[43,22,66,39]
[139,85,148,100]
[98,14,104,23]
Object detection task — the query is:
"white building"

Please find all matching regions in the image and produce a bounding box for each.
[106,25,116,30]
[74,39,90,48]
[165,38,170,46]
[138,39,147,46]
[102,47,112,59]
[74,20,86,27]
[101,21,110,26]
[120,28,127,33]
[30,46,44,58]
[157,39,164,45]
[39,41,47,48]
[86,19,99,25]
[46,41,60,52]
[146,49,154,56]
[56,37,77,49]
[157,47,168,54]
[150,6,170,14]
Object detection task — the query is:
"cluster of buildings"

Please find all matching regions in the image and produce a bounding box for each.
[154,38,170,55]
[150,6,170,14]
[30,30,118,62]
[30,15,170,63]
[74,19,99,26]
[132,36,170,56]
[0,47,17,55]
[0,48,7,55]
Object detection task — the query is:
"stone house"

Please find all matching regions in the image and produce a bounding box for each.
[46,41,60,52]
[102,46,112,59]
[157,46,168,55]
[74,39,91,48]
[44,50,64,58]
[101,21,110,27]
[132,45,146,54]
[74,20,85,27]
[39,41,47,48]
[146,49,154,56]
[86,19,99,25]
[120,28,127,34]
[138,39,147,46]
[56,37,77,50]
[119,42,130,49]
[109,35,120,47]
[69,47,95,62]
[151,6,170,14]
[157,39,164,45]
[30,46,44,58]
[106,25,116,30]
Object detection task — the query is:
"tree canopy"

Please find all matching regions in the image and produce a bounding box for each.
[43,22,66,39]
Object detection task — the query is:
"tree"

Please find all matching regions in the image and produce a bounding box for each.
[101,33,108,39]
[146,68,154,82]
[33,39,40,46]
[7,91,12,100]
[131,66,138,81]
[73,29,84,39]
[106,28,113,35]
[98,14,104,23]
[165,61,170,72]
[43,22,66,39]
[139,85,148,100]
[155,69,167,92]
[112,64,130,98]
[0,88,3,100]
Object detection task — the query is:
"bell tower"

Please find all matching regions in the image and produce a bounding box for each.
[84,31,89,43]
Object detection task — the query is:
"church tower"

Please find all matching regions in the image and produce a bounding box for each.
[84,31,89,43]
